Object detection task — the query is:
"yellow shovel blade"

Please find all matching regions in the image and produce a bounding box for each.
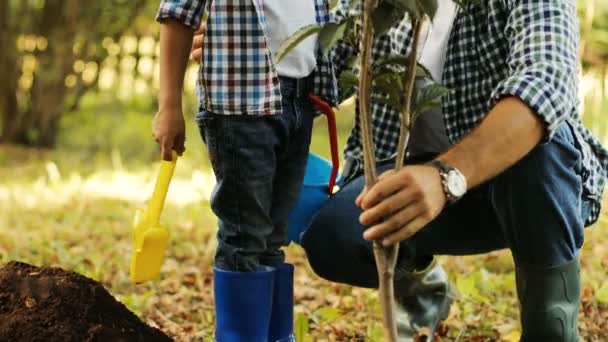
[129,152,177,283]
[129,223,170,283]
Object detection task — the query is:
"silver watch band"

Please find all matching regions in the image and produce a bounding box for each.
[427,160,460,204]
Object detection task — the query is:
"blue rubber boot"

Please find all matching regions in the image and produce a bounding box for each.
[214,267,275,342]
[268,263,295,342]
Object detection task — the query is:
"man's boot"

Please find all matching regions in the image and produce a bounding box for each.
[268,263,295,342]
[516,256,581,342]
[214,266,275,342]
[394,257,454,341]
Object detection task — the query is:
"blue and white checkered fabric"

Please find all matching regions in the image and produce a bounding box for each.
[334,0,607,225]
[157,0,339,115]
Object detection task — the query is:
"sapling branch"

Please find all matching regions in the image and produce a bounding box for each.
[277,2,442,340]
[360,0,401,340]
[394,18,422,170]
[359,0,379,187]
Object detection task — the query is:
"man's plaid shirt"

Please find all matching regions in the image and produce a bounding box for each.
[332,0,607,226]
[157,0,339,115]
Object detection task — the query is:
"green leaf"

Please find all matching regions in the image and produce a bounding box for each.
[373,55,409,72]
[597,282,608,304]
[319,19,351,56]
[339,70,359,96]
[373,72,403,109]
[385,0,420,18]
[372,2,402,36]
[367,321,385,341]
[294,313,311,342]
[418,0,438,20]
[316,307,340,323]
[415,63,433,79]
[413,83,449,121]
[275,24,322,63]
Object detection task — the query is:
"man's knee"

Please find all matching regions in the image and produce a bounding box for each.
[490,123,585,266]
[300,200,380,288]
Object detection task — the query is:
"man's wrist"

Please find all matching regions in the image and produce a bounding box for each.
[427,160,467,204]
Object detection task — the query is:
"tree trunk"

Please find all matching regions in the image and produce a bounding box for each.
[0,0,21,144]
[1,0,149,147]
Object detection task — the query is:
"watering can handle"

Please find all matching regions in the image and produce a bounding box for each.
[309,95,339,195]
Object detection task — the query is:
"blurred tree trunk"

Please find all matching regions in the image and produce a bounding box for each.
[0,0,148,147]
[0,0,21,144]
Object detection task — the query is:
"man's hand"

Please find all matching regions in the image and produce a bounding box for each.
[357,165,446,246]
[190,24,205,63]
[153,107,186,161]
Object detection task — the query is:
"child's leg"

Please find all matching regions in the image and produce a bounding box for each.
[197,112,285,272]
[260,81,315,267]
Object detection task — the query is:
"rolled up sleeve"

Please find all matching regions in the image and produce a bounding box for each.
[489,0,579,141]
[156,0,206,31]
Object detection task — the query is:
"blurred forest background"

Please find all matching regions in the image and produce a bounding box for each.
[1,0,607,341]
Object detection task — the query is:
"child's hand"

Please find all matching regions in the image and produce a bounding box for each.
[153,108,186,161]
[190,23,206,63]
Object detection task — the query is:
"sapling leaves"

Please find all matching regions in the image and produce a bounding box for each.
[339,70,359,97]
[373,72,403,109]
[372,2,402,36]
[384,0,420,18]
[412,83,449,122]
[382,0,439,20]
[275,24,322,63]
[415,63,433,80]
[373,55,409,72]
[418,0,438,20]
[319,18,353,56]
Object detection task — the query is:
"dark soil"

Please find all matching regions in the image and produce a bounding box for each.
[0,261,173,342]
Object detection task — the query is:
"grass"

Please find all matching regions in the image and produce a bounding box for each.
[1,98,607,341]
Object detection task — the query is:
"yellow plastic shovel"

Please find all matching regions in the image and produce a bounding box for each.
[129,152,177,283]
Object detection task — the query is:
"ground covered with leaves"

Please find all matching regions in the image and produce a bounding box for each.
[1,136,607,341]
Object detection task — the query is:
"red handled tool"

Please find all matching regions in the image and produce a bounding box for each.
[309,94,340,194]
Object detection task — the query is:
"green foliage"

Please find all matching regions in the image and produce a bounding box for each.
[372,2,404,36]
[366,321,385,341]
[274,24,322,63]
[294,313,312,342]
[418,0,439,20]
[319,19,354,56]
[579,0,608,69]
[413,83,449,121]
[315,307,340,323]
[382,0,438,20]
[339,70,359,96]
[384,0,420,18]
[1,0,158,147]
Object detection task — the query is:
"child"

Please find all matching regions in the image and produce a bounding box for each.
[154,0,338,340]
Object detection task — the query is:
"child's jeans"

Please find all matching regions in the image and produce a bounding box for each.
[196,76,315,271]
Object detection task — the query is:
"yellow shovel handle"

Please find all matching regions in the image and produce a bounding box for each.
[148,151,177,224]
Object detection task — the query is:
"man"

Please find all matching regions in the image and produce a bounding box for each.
[192,0,608,340]
[156,0,339,340]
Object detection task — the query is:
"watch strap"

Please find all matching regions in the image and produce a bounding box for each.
[427,159,458,204]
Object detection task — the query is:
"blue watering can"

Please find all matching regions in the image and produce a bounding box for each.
[286,95,341,245]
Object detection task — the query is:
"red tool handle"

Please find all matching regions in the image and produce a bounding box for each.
[309,95,340,195]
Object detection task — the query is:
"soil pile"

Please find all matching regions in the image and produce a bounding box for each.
[0,261,173,342]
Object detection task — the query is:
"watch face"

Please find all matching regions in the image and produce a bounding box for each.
[446,170,467,197]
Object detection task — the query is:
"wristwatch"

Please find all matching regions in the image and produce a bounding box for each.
[427,160,467,204]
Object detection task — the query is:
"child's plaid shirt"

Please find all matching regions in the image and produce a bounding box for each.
[157,0,339,115]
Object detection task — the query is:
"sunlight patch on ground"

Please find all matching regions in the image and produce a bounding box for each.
[0,161,216,209]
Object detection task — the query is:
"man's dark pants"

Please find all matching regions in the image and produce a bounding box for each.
[301,122,591,288]
[197,76,315,272]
